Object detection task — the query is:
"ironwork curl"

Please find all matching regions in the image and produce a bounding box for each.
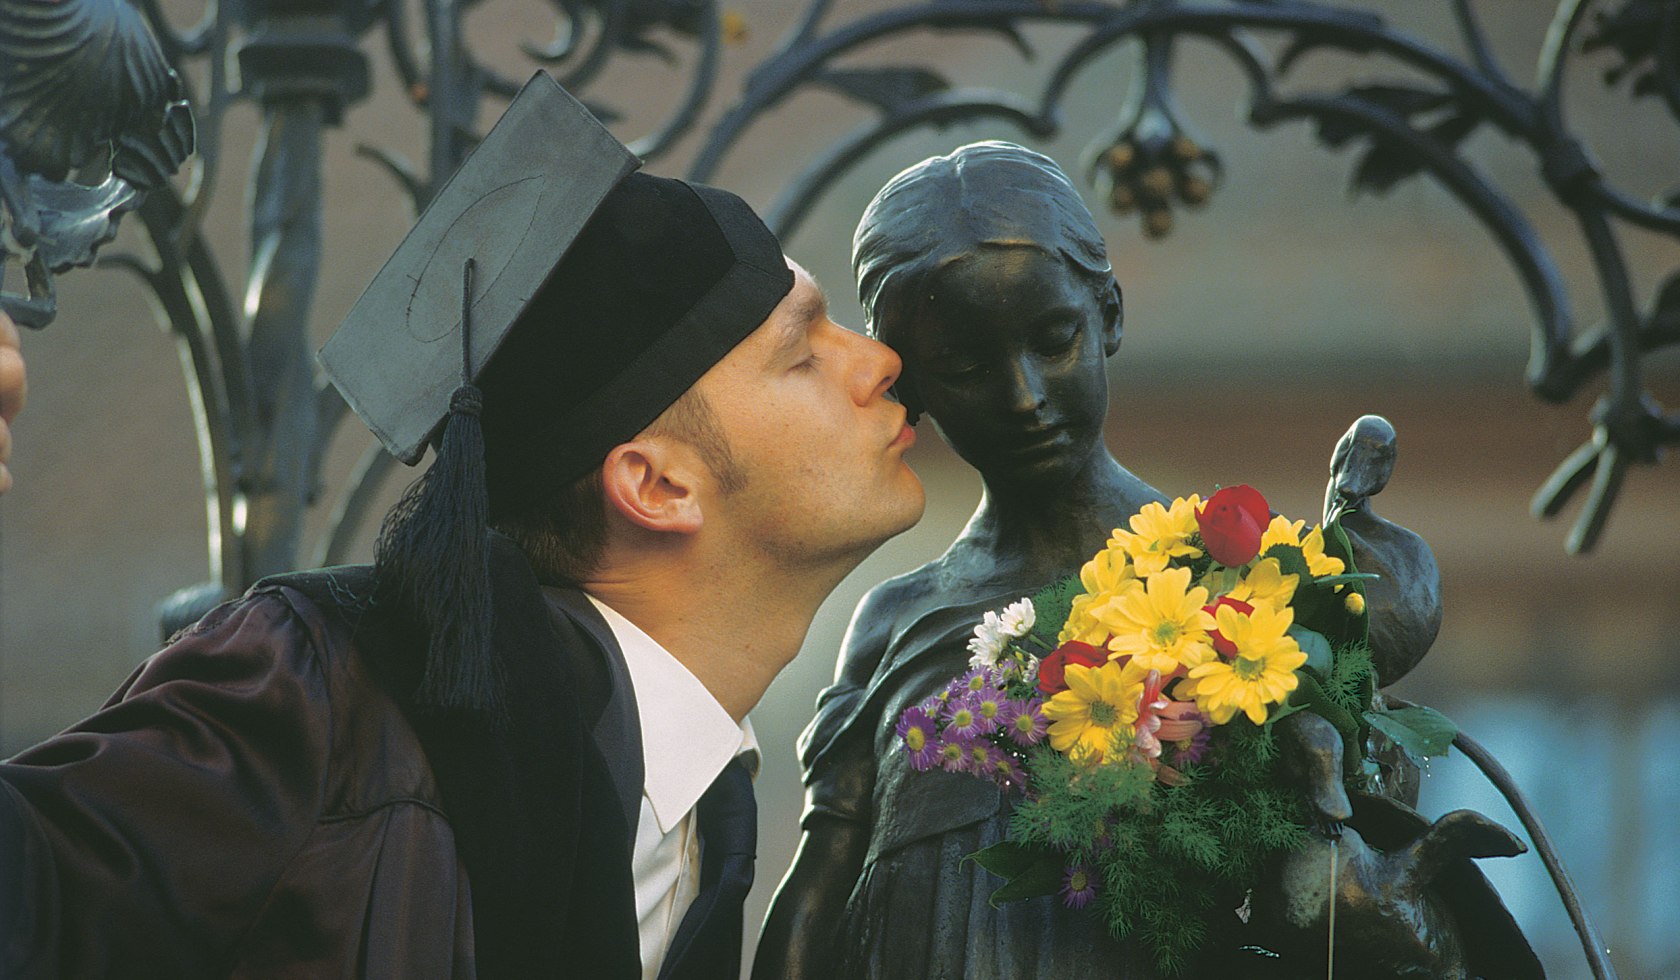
[691,0,1680,555]
[40,0,735,634]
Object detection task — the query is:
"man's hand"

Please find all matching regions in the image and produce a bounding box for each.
[0,309,26,493]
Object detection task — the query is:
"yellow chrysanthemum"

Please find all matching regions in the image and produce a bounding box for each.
[1226,557,1298,612]
[1093,566,1215,674]
[1299,525,1345,578]
[1259,515,1307,553]
[1059,546,1139,645]
[1259,517,1346,579]
[1042,660,1145,763]
[1182,604,1306,725]
[1108,496,1202,577]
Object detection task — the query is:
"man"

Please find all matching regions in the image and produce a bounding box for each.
[0,305,21,494]
[0,75,924,978]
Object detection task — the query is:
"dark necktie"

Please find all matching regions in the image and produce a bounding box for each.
[657,756,757,980]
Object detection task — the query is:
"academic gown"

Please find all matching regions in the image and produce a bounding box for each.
[0,534,739,979]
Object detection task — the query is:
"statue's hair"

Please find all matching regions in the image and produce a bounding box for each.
[852,141,1114,418]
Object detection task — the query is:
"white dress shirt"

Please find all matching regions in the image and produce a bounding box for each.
[586,595,758,980]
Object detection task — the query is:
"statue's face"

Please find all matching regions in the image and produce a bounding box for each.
[888,247,1116,480]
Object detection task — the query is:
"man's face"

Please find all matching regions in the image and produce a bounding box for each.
[690,259,925,569]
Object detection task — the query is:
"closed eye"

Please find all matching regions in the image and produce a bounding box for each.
[1034,320,1081,355]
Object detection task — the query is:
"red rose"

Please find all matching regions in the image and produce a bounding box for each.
[1037,641,1109,695]
[1201,596,1255,659]
[1196,484,1269,567]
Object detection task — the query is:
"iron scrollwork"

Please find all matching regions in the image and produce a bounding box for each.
[691,0,1680,555]
[6,0,728,632]
[0,0,193,328]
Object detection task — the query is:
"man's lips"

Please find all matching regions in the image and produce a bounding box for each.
[891,421,917,449]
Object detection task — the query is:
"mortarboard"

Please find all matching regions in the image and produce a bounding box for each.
[320,70,639,466]
[319,71,793,717]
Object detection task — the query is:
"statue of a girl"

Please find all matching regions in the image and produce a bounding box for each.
[754,142,1526,979]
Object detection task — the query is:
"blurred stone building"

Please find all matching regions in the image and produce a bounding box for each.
[1,0,1675,975]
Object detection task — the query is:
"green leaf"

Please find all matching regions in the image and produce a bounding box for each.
[966,839,1057,879]
[1028,576,1082,646]
[1365,706,1458,765]
[988,863,1065,905]
[1288,626,1334,675]
[1263,543,1310,581]
[1198,564,1243,597]
[1264,543,1333,627]
[1266,699,1308,724]
[966,841,1065,906]
[1284,672,1363,775]
[1313,573,1380,588]
[1324,520,1369,647]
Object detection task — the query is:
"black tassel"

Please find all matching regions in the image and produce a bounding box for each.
[372,259,503,719]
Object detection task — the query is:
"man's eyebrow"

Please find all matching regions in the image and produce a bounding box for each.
[769,281,829,363]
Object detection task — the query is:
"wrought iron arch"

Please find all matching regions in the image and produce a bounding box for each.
[688,0,1680,556]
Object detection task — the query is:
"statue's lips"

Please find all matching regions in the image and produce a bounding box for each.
[1003,423,1071,454]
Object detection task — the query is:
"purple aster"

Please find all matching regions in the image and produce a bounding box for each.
[942,694,994,738]
[972,689,1008,733]
[917,693,945,717]
[967,740,1003,776]
[1061,862,1098,910]
[936,730,973,773]
[1171,721,1214,767]
[999,697,1048,747]
[948,665,998,700]
[992,752,1026,791]
[895,705,941,772]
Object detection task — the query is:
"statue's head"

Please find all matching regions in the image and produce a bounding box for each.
[853,141,1122,480]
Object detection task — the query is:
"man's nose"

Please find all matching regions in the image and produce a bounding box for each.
[848,329,901,405]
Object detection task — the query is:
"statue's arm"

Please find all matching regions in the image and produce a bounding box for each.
[754,742,875,980]
[755,583,903,980]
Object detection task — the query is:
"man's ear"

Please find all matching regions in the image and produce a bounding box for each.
[1100,278,1123,357]
[600,441,704,535]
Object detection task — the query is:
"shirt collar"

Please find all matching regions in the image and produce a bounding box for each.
[586,595,757,834]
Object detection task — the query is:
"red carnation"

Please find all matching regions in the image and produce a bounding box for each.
[1037,641,1109,695]
[1196,484,1269,567]
[1202,596,1255,659]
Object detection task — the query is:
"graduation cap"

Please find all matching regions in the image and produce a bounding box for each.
[320,71,793,716]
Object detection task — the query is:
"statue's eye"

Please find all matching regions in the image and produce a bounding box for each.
[1035,319,1080,355]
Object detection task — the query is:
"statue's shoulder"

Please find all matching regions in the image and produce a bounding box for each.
[839,555,979,677]
[843,567,938,659]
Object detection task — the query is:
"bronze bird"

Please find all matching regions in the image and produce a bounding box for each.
[1324,414,1398,526]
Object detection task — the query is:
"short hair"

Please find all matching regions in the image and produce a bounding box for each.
[495,386,744,585]
[852,141,1114,419]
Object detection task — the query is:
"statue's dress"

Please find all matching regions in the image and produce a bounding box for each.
[801,590,1154,979]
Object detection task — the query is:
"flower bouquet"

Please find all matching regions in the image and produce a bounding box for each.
[892,485,1457,973]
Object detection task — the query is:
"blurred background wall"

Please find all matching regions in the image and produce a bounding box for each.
[2,0,1676,975]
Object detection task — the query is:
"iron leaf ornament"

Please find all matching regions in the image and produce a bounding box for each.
[0,0,193,328]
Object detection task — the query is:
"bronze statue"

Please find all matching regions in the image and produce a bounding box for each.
[755,142,1536,978]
